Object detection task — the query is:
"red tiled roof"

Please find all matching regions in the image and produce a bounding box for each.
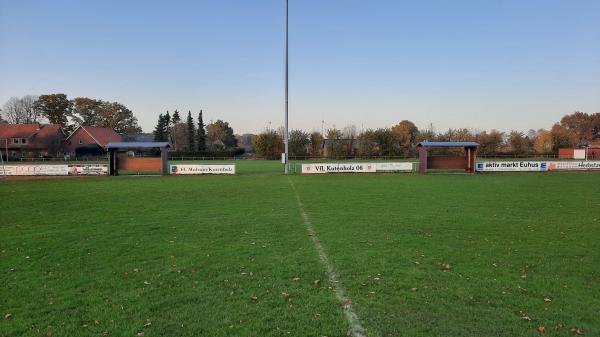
[35,124,62,139]
[0,124,64,149]
[0,124,42,138]
[70,125,122,147]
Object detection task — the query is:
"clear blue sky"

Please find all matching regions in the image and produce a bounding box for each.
[1,0,599,134]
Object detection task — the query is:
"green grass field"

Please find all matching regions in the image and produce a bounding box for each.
[1,161,599,337]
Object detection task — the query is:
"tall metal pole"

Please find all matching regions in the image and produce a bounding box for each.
[284,0,289,174]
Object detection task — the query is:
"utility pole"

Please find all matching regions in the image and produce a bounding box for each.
[284,0,289,174]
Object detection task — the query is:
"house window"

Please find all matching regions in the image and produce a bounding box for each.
[12,138,20,144]
[21,138,27,144]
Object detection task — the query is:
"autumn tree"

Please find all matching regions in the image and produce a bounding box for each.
[33,94,72,127]
[206,119,237,150]
[416,123,436,143]
[309,132,324,157]
[593,113,600,139]
[357,129,377,156]
[559,111,599,145]
[288,129,310,157]
[326,128,344,158]
[252,129,283,158]
[508,131,533,155]
[341,125,357,156]
[439,128,476,142]
[391,120,419,158]
[197,110,206,151]
[550,123,577,152]
[94,101,141,134]
[71,98,142,133]
[71,98,141,133]
[475,130,504,155]
[533,129,554,154]
[186,111,196,151]
[71,97,101,126]
[373,128,397,156]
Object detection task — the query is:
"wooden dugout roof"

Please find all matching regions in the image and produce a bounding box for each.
[417,141,480,148]
[107,142,170,149]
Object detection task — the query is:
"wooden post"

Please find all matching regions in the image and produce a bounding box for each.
[108,150,117,176]
[465,147,476,173]
[160,148,168,176]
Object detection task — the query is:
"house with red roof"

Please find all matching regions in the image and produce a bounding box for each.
[64,125,123,156]
[0,123,65,158]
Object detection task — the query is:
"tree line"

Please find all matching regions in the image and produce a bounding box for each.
[251,112,600,158]
[152,110,238,153]
[0,94,142,133]
[3,94,597,158]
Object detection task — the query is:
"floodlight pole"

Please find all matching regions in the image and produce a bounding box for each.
[284,0,289,174]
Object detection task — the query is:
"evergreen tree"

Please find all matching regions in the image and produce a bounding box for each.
[186,111,196,151]
[164,111,171,128]
[172,109,181,124]
[197,110,206,151]
[153,113,168,141]
[164,111,172,143]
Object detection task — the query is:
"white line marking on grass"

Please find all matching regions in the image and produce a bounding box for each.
[288,178,366,337]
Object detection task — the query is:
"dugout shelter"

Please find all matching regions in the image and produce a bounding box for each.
[417,141,479,173]
[107,142,170,176]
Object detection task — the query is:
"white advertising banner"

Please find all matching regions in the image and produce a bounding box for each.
[475,161,548,172]
[170,164,235,175]
[68,164,109,175]
[375,162,414,172]
[302,163,377,174]
[548,161,600,171]
[1,165,69,176]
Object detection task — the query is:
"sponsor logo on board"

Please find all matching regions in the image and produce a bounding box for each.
[547,161,600,170]
[170,164,235,175]
[475,161,548,172]
[68,165,109,175]
[1,165,70,176]
[301,162,414,174]
[0,164,109,176]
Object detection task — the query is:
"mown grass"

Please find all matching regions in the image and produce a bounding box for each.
[1,161,599,337]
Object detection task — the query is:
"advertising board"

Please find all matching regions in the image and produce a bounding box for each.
[170,164,235,175]
[0,165,69,176]
[475,161,547,172]
[302,162,414,174]
[68,164,109,175]
[547,161,600,171]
